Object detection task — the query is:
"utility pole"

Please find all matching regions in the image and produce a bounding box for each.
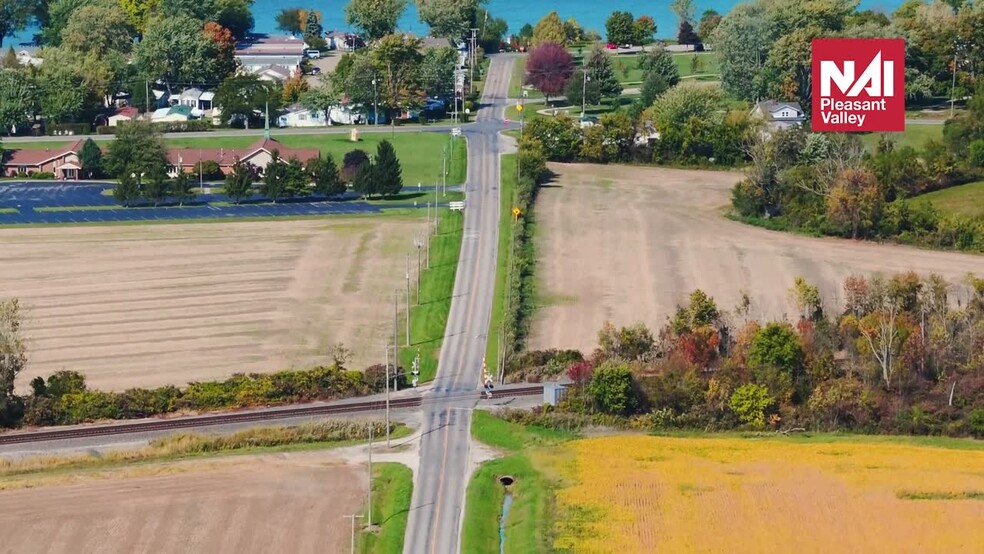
[343,514,363,554]
[367,424,374,527]
[415,235,422,305]
[393,290,399,377]
[372,76,378,126]
[385,344,390,448]
[145,80,150,113]
[442,143,448,195]
[950,42,959,118]
[406,253,411,345]
[581,72,591,121]
[469,28,478,97]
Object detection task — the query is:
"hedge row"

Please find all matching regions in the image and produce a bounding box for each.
[22,364,380,427]
[96,119,214,135]
[501,157,542,365]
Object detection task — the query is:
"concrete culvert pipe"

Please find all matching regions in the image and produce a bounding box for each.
[498,475,515,486]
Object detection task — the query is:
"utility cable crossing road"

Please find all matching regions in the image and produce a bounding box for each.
[403,55,515,554]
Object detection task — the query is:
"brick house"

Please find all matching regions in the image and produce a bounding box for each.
[2,140,86,179]
[166,138,320,177]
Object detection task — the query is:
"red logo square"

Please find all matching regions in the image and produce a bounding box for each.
[811,38,905,132]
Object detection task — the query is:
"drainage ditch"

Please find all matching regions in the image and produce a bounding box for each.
[498,476,515,554]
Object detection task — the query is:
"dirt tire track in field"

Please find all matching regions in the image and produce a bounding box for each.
[531,164,984,353]
[0,220,422,391]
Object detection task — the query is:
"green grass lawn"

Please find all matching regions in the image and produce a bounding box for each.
[909,180,984,219]
[357,462,413,554]
[461,411,575,554]
[485,154,518,377]
[859,124,944,152]
[398,209,464,382]
[166,133,466,186]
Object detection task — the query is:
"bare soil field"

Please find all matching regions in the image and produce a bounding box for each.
[555,435,984,553]
[0,452,365,554]
[531,164,984,352]
[0,219,421,391]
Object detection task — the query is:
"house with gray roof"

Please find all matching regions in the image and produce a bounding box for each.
[750,101,806,132]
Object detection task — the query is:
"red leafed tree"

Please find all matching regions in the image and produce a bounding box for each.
[204,22,237,80]
[566,360,595,385]
[525,42,574,101]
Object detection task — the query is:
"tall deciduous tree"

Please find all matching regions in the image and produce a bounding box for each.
[374,139,402,197]
[826,168,882,239]
[216,0,254,40]
[224,158,255,203]
[420,45,458,98]
[0,69,37,133]
[0,298,27,426]
[605,11,635,46]
[345,0,406,41]
[204,22,237,81]
[632,15,656,45]
[532,10,565,47]
[0,0,33,48]
[308,154,344,197]
[118,0,163,34]
[135,14,220,83]
[697,9,722,42]
[373,33,424,116]
[416,0,478,39]
[104,122,169,181]
[79,138,103,179]
[525,41,573,101]
[341,149,370,183]
[214,73,280,128]
[276,7,303,34]
[60,4,134,56]
[670,0,696,24]
[300,78,339,122]
[161,0,218,21]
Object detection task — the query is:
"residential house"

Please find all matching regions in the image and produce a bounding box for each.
[176,88,216,117]
[235,35,306,79]
[254,65,293,83]
[15,48,42,67]
[151,105,193,122]
[277,104,364,127]
[750,101,806,132]
[107,106,140,126]
[166,138,320,177]
[2,140,85,179]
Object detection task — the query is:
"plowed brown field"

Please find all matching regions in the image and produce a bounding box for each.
[0,219,422,391]
[531,164,984,352]
[0,453,365,554]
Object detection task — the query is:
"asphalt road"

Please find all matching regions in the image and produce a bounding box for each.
[402,55,512,554]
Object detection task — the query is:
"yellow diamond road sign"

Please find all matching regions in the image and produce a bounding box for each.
[516,103,524,112]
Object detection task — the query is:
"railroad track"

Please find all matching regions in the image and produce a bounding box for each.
[0,385,544,446]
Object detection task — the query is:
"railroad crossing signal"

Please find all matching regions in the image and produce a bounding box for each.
[512,207,521,222]
[411,349,420,388]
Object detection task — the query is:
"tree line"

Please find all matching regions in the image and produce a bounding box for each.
[732,85,984,251]
[505,273,984,438]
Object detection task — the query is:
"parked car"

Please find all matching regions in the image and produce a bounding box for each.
[606,42,617,49]
[306,67,322,75]
[305,49,321,59]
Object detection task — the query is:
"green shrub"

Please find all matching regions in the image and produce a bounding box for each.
[588,361,641,416]
[729,383,773,429]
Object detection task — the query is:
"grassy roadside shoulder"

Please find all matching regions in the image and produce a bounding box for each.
[0,421,409,488]
[399,209,464,382]
[485,153,518,374]
[461,410,574,554]
[357,462,414,554]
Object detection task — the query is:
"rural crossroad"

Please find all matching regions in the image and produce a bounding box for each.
[402,55,514,554]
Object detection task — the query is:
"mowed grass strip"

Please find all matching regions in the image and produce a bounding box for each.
[462,411,574,554]
[485,154,517,375]
[910,180,984,219]
[859,124,943,152]
[399,209,463,382]
[358,462,413,554]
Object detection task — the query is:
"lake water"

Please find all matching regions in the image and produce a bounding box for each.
[8,0,904,48]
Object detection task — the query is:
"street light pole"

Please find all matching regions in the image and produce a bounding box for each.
[367,424,373,526]
[384,344,390,448]
[372,77,378,127]
[405,253,411,346]
[581,72,591,120]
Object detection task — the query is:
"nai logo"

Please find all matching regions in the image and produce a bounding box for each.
[811,38,905,132]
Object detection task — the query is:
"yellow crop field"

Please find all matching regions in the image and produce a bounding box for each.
[553,435,984,553]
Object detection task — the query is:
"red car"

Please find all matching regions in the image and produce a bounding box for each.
[606,42,617,49]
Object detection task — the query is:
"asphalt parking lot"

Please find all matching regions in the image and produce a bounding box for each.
[0,181,450,224]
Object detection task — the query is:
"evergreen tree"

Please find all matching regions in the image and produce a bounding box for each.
[640,71,669,107]
[224,158,255,204]
[78,138,103,179]
[352,160,377,198]
[171,171,195,206]
[585,47,622,99]
[304,10,322,39]
[308,154,345,197]
[678,20,699,45]
[374,139,403,197]
[638,47,680,88]
[285,157,309,197]
[260,151,288,203]
[143,172,169,206]
[564,69,602,109]
[113,173,140,207]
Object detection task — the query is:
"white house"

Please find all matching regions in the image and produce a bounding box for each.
[254,64,293,82]
[107,106,140,126]
[235,35,306,79]
[277,104,364,127]
[16,49,42,67]
[151,105,193,122]
[750,101,806,132]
